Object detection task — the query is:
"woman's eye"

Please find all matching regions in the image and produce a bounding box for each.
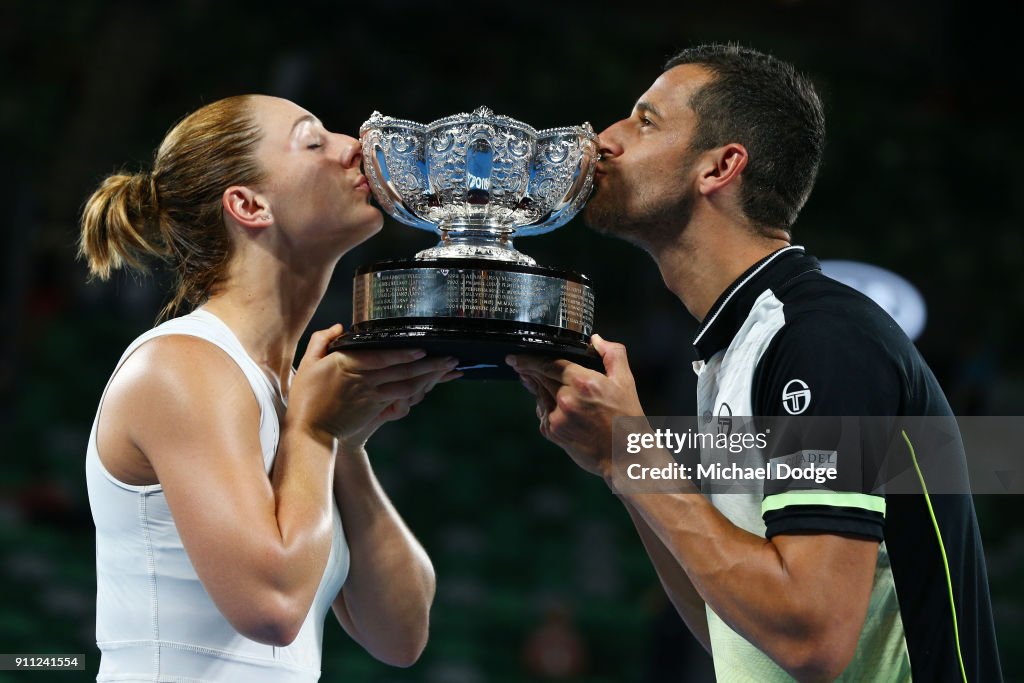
[307,142,323,150]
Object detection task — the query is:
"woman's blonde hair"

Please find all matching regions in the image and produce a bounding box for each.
[79,95,265,321]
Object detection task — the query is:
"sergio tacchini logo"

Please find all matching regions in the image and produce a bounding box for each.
[782,379,811,415]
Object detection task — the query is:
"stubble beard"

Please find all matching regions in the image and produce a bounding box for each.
[583,175,696,254]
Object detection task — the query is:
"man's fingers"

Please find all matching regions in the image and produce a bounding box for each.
[521,371,558,414]
[591,333,632,381]
[505,354,576,381]
[536,374,561,406]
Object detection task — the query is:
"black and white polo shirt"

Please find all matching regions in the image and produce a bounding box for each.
[691,245,1001,682]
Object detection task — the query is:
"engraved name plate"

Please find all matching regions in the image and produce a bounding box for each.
[353,268,594,335]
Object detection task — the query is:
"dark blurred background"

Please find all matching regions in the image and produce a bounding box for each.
[2,1,1022,681]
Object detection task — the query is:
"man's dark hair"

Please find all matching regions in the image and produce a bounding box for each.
[665,44,825,233]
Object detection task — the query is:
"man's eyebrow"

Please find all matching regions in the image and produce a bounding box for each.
[635,100,662,119]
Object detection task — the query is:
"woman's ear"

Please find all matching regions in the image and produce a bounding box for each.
[223,186,273,228]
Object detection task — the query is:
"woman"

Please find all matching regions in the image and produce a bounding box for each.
[79,95,458,682]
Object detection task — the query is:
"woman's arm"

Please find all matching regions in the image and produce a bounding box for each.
[108,333,339,646]
[104,328,449,647]
[330,443,435,668]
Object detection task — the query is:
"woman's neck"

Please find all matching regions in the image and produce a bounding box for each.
[201,245,337,397]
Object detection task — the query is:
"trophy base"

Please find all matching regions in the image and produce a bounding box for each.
[329,321,602,380]
[329,257,599,380]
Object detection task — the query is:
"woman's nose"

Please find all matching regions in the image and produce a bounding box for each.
[338,134,362,167]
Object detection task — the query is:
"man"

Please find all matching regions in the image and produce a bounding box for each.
[508,44,1001,681]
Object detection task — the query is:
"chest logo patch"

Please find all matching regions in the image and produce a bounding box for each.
[717,402,733,436]
[782,379,811,415]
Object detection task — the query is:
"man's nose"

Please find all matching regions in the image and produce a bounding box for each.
[597,122,625,159]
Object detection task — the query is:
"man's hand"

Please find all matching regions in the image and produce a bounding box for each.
[507,333,645,479]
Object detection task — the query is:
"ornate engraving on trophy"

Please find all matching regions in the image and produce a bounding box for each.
[331,107,601,378]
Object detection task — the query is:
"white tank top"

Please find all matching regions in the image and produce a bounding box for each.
[85,309,350,682]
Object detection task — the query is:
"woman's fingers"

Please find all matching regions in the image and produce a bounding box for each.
[438,369,464,383]
[374,364,454,401]
[374,398,412,426]
[299,324,345,369]
[335,347,429,372]
[361,355,459,386]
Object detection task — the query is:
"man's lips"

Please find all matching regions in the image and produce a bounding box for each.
[354,175,370,191]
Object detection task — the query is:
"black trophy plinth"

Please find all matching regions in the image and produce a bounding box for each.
[328,258,600,380]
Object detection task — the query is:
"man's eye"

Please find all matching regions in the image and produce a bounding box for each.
[639,116,653,127]
[307,142,323,149]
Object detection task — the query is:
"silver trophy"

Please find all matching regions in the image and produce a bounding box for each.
[329,107,600,378]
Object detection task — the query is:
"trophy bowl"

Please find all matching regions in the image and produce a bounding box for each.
[329,107,601,379]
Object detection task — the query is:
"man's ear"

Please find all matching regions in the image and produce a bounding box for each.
[223,186,273,228]
[697,143,749,197]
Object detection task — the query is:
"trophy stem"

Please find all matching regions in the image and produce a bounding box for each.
[415,225,537,265]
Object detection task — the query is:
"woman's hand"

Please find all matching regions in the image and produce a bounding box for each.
[287,324,461,447]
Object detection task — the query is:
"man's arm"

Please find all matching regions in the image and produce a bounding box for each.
[510,335,877,682]
[622,486,877,682]
[620,497,711,654]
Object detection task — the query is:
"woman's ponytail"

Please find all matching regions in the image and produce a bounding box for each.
[78,95,264,321]
[79,170,167,280]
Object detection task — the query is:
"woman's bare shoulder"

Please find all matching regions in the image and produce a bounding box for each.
[104,334,260,445]
[116,333,249,394]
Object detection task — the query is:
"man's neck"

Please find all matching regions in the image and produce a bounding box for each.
[652,217,790,323]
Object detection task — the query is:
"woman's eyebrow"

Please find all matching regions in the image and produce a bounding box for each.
[290,114,318,133]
